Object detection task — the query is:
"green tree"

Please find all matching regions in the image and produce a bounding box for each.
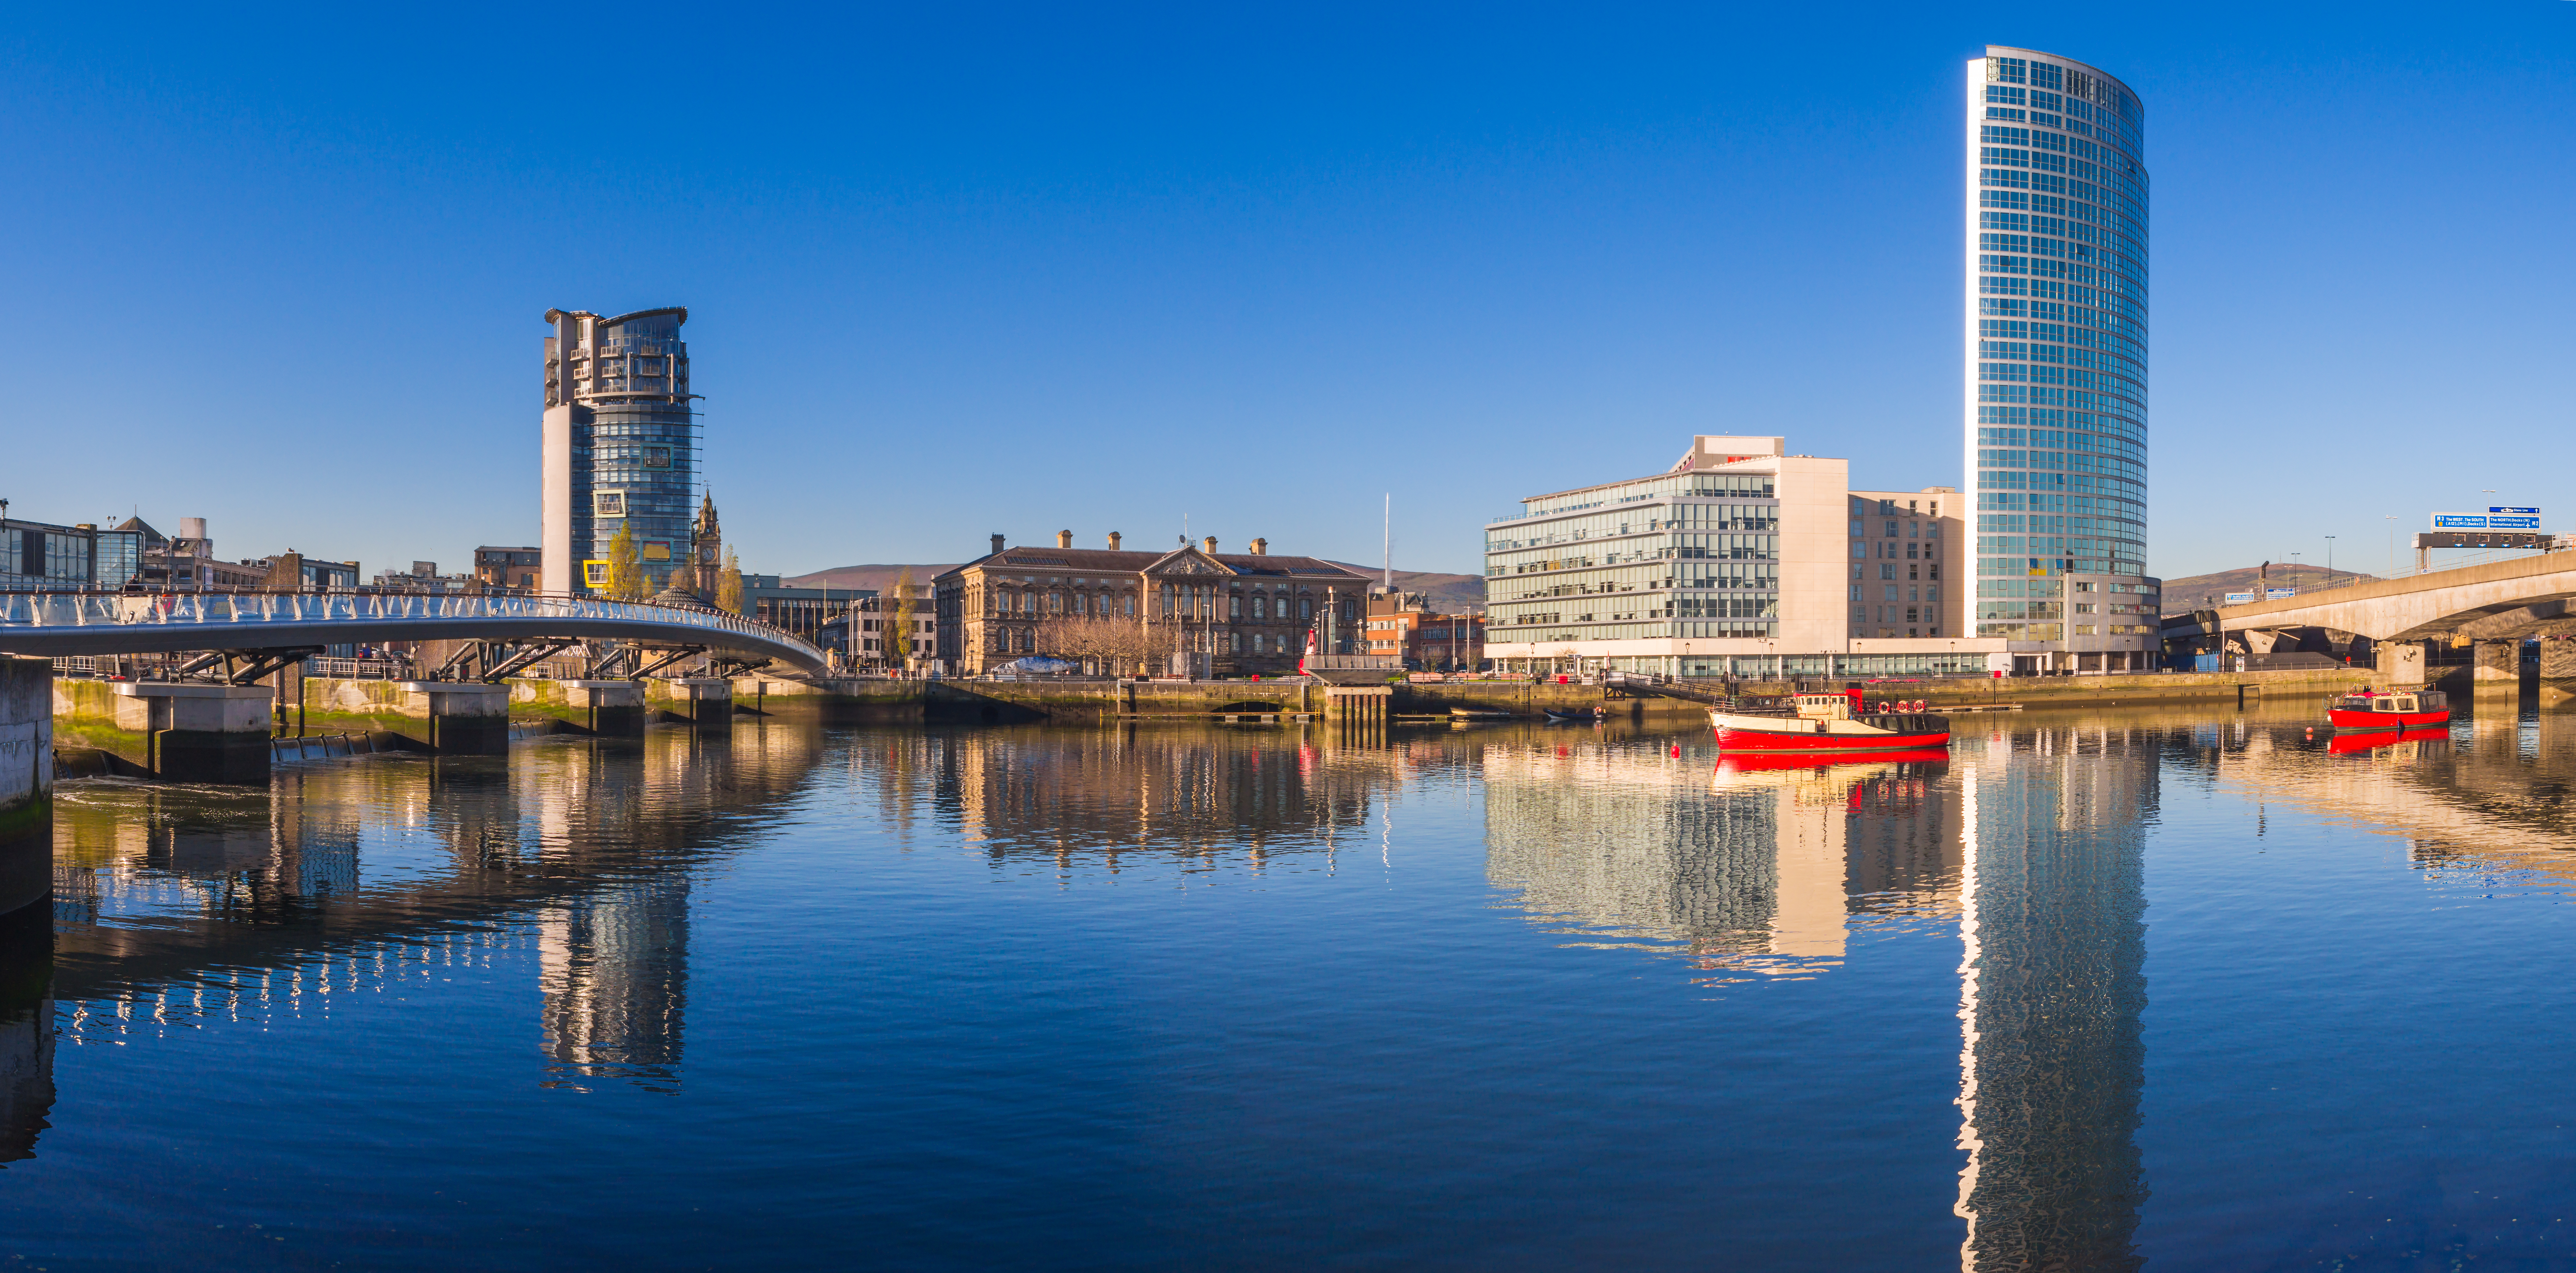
[603,523,645,601]
[718,548,745,615]
[887,566,917,665]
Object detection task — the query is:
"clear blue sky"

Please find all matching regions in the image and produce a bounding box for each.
[4,2,2569,582]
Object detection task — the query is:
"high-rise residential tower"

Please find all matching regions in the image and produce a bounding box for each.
[542,307,698,596]
[1966,48,2158,673]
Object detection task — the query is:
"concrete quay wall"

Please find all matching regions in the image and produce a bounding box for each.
[0,659,50,918]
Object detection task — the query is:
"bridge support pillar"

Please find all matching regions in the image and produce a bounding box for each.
[658,678,733,729]
[2473,640,2522,693]
[2377,640,2427,688]
[397,682,511,754]
[560,680,645,736]
[113,682,274,783]
[0,658,52,917]
[2540,637,2576,685]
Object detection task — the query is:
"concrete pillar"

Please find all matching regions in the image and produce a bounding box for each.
[0,658,52,917]
[113,682,274,783]
[660,677,733,729]
[2473,639,2522,692]
[560,680,645,736]
[398,682,512,754]
[2377,640,2427,688]
[2540,637,2576,693]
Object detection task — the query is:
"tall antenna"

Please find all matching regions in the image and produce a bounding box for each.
[1382,493,1391,591]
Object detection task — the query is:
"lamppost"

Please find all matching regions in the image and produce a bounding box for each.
[2325,535,2336,585]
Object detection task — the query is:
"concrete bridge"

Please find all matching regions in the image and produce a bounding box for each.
[2188,549,2576,689]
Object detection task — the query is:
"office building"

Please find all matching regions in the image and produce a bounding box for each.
[541,307,698,596]
[1483,435,2000,677]
[1967,48,2157,670]
[1,514,141,591]
[475,546,542,590]
[1364,591,1486,671]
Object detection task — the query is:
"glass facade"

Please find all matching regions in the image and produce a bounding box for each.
[551,308,699,593]
[1484,473,1781,644]
[0,520,140,591]
[1967,48,2151,646]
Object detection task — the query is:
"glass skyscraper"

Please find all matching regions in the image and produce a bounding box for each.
[542,307,699,596]
[1966,48,2158,671]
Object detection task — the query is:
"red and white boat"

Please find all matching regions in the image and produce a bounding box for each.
[1708,689,1951,754]
[2325,688,2449,733]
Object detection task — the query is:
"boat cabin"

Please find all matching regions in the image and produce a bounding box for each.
[1793,694,1854,722]
[2331,690,2446,715]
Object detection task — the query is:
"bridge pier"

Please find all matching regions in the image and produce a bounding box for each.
[2473,640,2524,695]
[2377,640,2428,688]
[655,677,733,729]
[559,680,646,736]
[114,682,275,783]
[397,682,512,755]
[0,658,51,917]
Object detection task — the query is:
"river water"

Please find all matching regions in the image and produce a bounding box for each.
[8,702,2576,1269]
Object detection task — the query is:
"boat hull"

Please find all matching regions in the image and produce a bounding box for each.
[2327,708,2449,732]
[1710,713,1951,753]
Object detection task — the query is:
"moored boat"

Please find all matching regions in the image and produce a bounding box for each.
[2325,688,2449,733]
[1708,689,1951,754]
[2327,725,2449,755]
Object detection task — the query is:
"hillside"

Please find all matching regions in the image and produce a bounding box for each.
[2159,565,2377,613]
[785,560,1488,612]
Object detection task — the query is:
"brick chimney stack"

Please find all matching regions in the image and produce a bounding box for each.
[1107,531,1122,550]
[1056,529,1073,549]
[1201,536,1218,555]
[1249,538,1268,556]
[990,533,1005,556]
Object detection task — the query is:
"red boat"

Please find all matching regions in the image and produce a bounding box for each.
[2325,688,2449,732]
[1709,689,1951,754]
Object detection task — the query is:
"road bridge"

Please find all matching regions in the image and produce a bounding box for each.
[2189,550,2576,688]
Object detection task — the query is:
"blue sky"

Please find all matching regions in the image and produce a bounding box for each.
[3,2,2569,582]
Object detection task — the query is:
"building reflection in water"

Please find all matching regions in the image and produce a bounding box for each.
[1954,725,2151,1273]
[1483,740,1955,980]
[42,719,829,1105]
[0,904,51,1166]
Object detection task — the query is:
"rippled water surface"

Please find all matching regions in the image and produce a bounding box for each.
[9,702,2576,1269]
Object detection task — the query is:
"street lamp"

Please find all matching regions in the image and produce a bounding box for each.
[2324,535,2335,584]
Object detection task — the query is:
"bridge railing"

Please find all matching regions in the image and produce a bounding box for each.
[0,591,822,661]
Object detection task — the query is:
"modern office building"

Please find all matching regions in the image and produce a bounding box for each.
[1967,48,2157,670]
[541,307,698,596]
[0,514,141,591]
[1482,435,1997,677]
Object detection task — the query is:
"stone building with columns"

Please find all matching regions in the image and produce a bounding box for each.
[933,532,1372,677]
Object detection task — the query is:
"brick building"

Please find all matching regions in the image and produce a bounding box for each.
[1364,591,1487,670]
[934,532,1371,677]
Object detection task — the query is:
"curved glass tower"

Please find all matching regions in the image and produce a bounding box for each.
[1965,48,2154,672]
[542,307,699,596]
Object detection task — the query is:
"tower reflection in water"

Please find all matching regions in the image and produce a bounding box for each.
[1482,729,2150,1264]
[1955,725,2150,1272]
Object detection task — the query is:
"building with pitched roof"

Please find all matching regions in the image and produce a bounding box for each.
[933,532,1371,677]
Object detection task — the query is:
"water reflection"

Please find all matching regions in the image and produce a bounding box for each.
[1955,725,2153,1272]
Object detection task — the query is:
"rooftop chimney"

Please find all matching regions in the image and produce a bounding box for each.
[990,533,1006,556]
[1056,529,1073,549]
[1249,537,1268,556]
[1202,536,1218,555]
[1107,531,1122,550]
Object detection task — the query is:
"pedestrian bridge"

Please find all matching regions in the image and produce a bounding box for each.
[0,592,828,673]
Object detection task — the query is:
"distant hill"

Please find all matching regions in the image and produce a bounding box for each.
[2159,565,2377,613]
[784,560,1488,612]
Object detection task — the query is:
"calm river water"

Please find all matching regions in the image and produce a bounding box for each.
[9,702,2576,1269]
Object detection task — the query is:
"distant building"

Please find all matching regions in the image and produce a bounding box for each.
[1,512,140,590]
[541,307,697,597]
[120,517,353,590]
[738,574,871,643]
[1364,591,1486,670]
[817,593,934,672]
[933,531,1370,677]
[475,546,541,590]
[374,561,476,592]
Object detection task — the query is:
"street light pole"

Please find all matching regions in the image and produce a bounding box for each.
[2325,535,2335,583]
